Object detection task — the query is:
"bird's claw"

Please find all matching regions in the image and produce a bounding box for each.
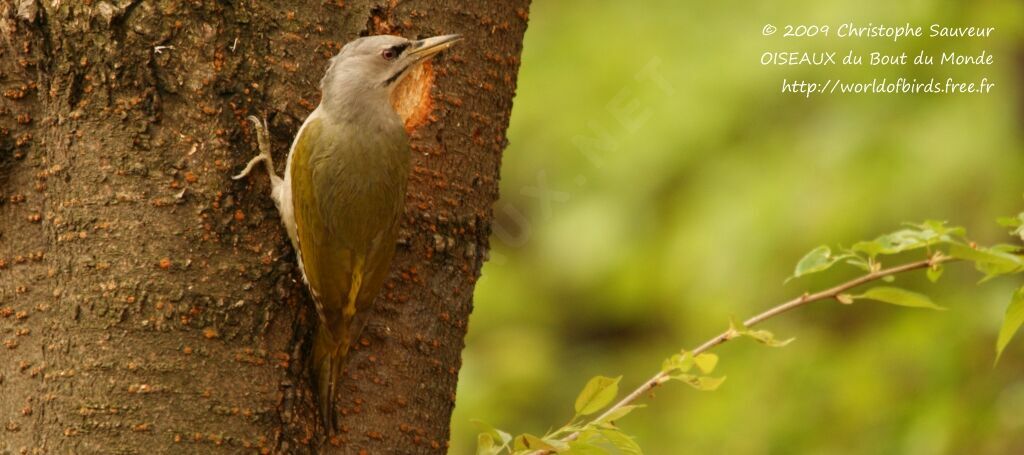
[248,115,271,154]
[233,115,276,181]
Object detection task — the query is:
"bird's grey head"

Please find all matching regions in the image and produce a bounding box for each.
[319,34,461,112]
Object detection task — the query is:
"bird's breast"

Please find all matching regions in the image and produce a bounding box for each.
[303,121,410,247]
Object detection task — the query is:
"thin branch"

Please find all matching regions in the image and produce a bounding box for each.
[552,254,952,448]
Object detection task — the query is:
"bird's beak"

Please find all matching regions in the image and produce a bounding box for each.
[383,34,461,88]
[406,34,462,62]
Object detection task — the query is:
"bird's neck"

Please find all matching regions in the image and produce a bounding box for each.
[318,72,402,129]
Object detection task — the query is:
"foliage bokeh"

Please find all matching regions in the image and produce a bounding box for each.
[452,0,1024,453]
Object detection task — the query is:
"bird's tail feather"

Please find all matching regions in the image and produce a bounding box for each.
[312,325,347,433]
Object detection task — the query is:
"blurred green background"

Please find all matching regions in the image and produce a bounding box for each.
[451,0,1024,453]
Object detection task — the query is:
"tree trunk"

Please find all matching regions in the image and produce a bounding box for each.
[0,0,529,453]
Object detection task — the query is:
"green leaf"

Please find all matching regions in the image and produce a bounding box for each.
[996,216,1022,228]
[477,434,500,455]
[904,220,966,241]
[851,240,885,257]
[599,429,643,455]
[696,375,727,391]
[926,264,944,283]
[541,436,569,451]
[996,287,1024,363]
[948,243,1024,279]
[790,246,845,280]
[597,404,645,424]
[997,211,1024,243]
[851,224,961,259]
[473,420,512,448]
[672,374,727,391]
[853,232,924,256]
[694,353,719,374]
[565,442,607,455]
[728,319,794,347]
[574,376,621,416]
[947,243,1014,264]
[513,433,563,452]
[857,287,945,311]
[845,255,873,272]
[512,436,526,452]
[992,244,1024,254]
[543,424,583,440]
[661,352,694,374]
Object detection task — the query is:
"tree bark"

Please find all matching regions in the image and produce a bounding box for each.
[0,0,529,453]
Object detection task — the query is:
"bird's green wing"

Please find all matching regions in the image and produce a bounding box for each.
[292,118,357,342]
[292,117,357,428]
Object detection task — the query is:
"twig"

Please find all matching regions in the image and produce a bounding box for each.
[551,255,952,449]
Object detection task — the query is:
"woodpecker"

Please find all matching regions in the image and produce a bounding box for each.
[233,34,461,430]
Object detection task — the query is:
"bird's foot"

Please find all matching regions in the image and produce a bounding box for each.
[232,116,278,181]
[232,153,271,181]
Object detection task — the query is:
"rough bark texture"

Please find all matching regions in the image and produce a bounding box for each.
[0,0,529,453]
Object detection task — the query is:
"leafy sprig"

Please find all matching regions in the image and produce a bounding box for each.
[476,212,1024,455]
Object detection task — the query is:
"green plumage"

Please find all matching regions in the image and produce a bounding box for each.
[291,115,409,430]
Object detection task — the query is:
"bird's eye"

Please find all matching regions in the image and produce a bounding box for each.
[381,48,398,61]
